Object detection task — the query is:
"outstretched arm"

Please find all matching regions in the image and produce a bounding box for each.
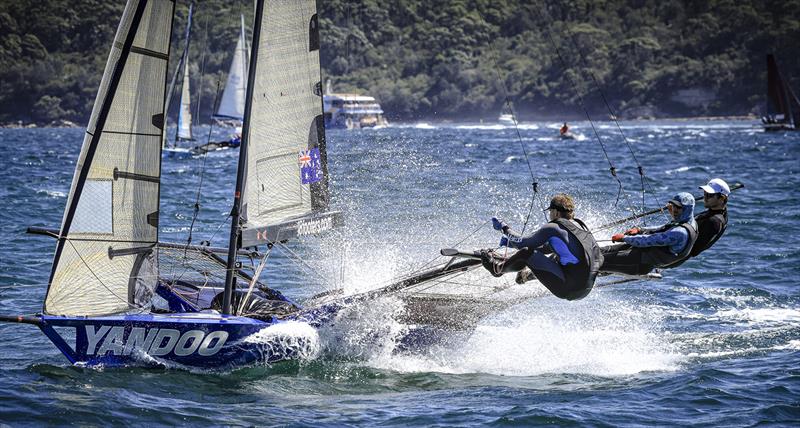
[624,227,687,250]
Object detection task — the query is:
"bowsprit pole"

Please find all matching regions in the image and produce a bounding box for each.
[0,314,42,326]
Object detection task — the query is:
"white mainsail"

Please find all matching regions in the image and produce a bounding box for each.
[215,15,249,120]
[238,0,330,246]
[45,0,174,316]
[176,58,193,140]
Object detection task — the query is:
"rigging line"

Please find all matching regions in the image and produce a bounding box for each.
[65,240,137,309]
[528,4,639,216]
[237,244,274,314]
[557,23,666,223]
[275,242,330,285]
[168,211,231,286]
[193,5,210,126]
[401,219,490,279]
[184,79,223,252]
[401,268,476,295]
[489,54,549,230]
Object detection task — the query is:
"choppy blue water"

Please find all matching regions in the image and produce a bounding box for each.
[1,121,798,426]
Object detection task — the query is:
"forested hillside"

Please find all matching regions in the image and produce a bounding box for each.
[1,0,798,125]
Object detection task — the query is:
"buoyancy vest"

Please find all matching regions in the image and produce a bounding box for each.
[551,218,604,299]
[666,209,728,268]
[641,221,699,268]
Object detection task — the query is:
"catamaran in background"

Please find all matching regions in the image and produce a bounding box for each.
[762,54,800,131]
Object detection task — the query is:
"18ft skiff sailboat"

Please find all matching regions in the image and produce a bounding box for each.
[2,0,502,368]
[0,0,347,368]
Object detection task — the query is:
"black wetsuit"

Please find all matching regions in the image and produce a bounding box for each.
[661,208,728,269]
[488,218,602,301]
[690,208,728,257]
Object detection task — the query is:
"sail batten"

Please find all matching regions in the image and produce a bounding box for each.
[44,0,175,317]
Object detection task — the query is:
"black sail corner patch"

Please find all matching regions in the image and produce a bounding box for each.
[151,113,164,130]
[309,14,319,51]
[147,211,159,228]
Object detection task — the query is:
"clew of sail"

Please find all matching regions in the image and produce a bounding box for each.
[215,15,250,121]
[44,0,174,317]
[238,0,338,247]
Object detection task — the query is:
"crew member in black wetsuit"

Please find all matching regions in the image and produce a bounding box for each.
[481,194,603,301]
[666,178,730,268]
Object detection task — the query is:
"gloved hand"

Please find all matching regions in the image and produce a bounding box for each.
[625,227,641,236]
[499,236,509,247]
[491,217,507,232]
[611,233,625,242]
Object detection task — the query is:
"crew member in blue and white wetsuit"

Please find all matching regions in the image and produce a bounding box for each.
[482,194,603,301]
[601,192,699,275]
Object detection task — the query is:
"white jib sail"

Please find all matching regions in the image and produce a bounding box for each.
[176,57,193,140]
[216,15,249,120]
[240,0,327,232]
[44,0,174,316]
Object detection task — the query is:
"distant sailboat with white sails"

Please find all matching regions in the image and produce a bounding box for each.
[214,14,249,124]
[163,2,195,158]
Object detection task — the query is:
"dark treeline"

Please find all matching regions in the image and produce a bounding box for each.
[1,0,798,125]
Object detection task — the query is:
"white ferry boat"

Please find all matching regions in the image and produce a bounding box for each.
[323,93,388,129]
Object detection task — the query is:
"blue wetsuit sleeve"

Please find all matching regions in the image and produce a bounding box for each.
[504,226,551,250]
[623,227,687,253]
[639,224,663,234]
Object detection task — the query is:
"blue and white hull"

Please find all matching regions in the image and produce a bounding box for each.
[37,312,321,369]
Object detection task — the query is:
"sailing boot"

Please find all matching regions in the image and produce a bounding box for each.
[480,250,505,278]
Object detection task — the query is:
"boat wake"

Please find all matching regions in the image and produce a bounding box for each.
[356,293,682,377]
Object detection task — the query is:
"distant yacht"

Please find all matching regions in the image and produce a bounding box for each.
[213,14,249,125]
[498,113,515,125]
[762,54,799,131]
[323,81,388,129]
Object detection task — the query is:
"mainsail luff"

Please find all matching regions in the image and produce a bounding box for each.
[222,0,266,315]
[215,14,250,120]
[44,0,175,316]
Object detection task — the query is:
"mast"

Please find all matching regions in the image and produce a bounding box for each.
[222,0,265,315]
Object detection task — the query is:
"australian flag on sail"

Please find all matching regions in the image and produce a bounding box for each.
[299,147,322,184]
